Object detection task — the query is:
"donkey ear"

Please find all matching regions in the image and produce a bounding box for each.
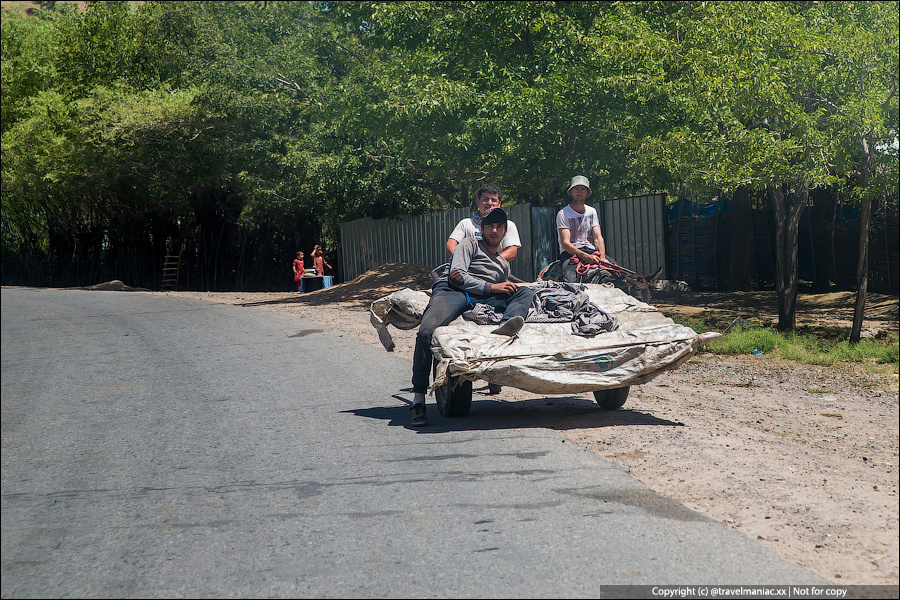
[646,267,663,283]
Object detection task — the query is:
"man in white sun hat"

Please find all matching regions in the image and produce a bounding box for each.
[556,175,609,283]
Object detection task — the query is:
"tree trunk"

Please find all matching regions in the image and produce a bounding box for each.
[770,182,806,331]
[850,136,873,344]
[850,194,872,343]
[728,186,753,291]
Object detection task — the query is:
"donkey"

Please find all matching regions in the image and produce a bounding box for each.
[612,266,664,303]
[537,260,663,303]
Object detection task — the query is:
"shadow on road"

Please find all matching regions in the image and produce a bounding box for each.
[343,391,684,433]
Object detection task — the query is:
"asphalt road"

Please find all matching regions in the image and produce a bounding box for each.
[1,287,829,598]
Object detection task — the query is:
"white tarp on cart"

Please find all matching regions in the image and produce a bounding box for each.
[370,283,721,395]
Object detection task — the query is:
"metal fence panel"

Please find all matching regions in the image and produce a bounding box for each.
[505,204,533,281]
[601,194,668,278]
[340,208,469,281]
[530,206,559,277]
[339,196,669,282]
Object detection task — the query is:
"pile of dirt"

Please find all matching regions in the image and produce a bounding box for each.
[313,262,433,304]
[242,263,433,309]
[75,280,150,292]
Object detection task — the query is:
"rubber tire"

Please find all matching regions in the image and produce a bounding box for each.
[593,386,630,410]
[435,376,473,417]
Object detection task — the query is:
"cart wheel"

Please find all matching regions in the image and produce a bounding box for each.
[435,376,473,417]
[593,386,630,410]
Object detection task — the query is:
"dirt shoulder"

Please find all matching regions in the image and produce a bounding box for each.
[157,265,899,586]
[651,289,899,340]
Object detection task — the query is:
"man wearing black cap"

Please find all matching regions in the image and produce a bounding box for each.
[409,207,535,427]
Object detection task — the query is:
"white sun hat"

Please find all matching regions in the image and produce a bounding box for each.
[567,175,592,197]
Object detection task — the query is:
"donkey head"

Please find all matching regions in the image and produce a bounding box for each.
[621,266,663,303]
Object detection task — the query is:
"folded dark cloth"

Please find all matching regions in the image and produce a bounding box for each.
[462,281,618,337]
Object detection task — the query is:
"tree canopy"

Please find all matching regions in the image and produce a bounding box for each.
[2,1,897,293]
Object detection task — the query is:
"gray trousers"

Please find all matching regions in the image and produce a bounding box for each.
[411,280,535,394]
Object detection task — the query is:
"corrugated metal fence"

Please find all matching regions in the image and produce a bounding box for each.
[602,194,669,278]
[339,195,669,282]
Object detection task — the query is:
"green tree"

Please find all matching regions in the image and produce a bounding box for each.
[2,2,206,286]
[338,1,667,204]
[798,2,899,341]
[1,10,58,133]
[635,1,897,330]
[3,0,895,295]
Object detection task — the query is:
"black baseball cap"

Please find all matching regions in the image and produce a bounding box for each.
[481,207,507,227]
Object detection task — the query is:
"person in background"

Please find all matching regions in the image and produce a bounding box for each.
[293,251,306,293]
[556,175,609,283]
[312,245,332,277]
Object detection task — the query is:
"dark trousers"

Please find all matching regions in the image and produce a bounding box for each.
[411,280,535,394]
[558,250,615,283]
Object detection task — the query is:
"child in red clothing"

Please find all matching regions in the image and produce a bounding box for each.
[311,245,332,276]
[293,251,306,292]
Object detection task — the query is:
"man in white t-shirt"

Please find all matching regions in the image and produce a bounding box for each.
[446,183,521,263]
[556,175,608,283]
[445,183,521,396]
